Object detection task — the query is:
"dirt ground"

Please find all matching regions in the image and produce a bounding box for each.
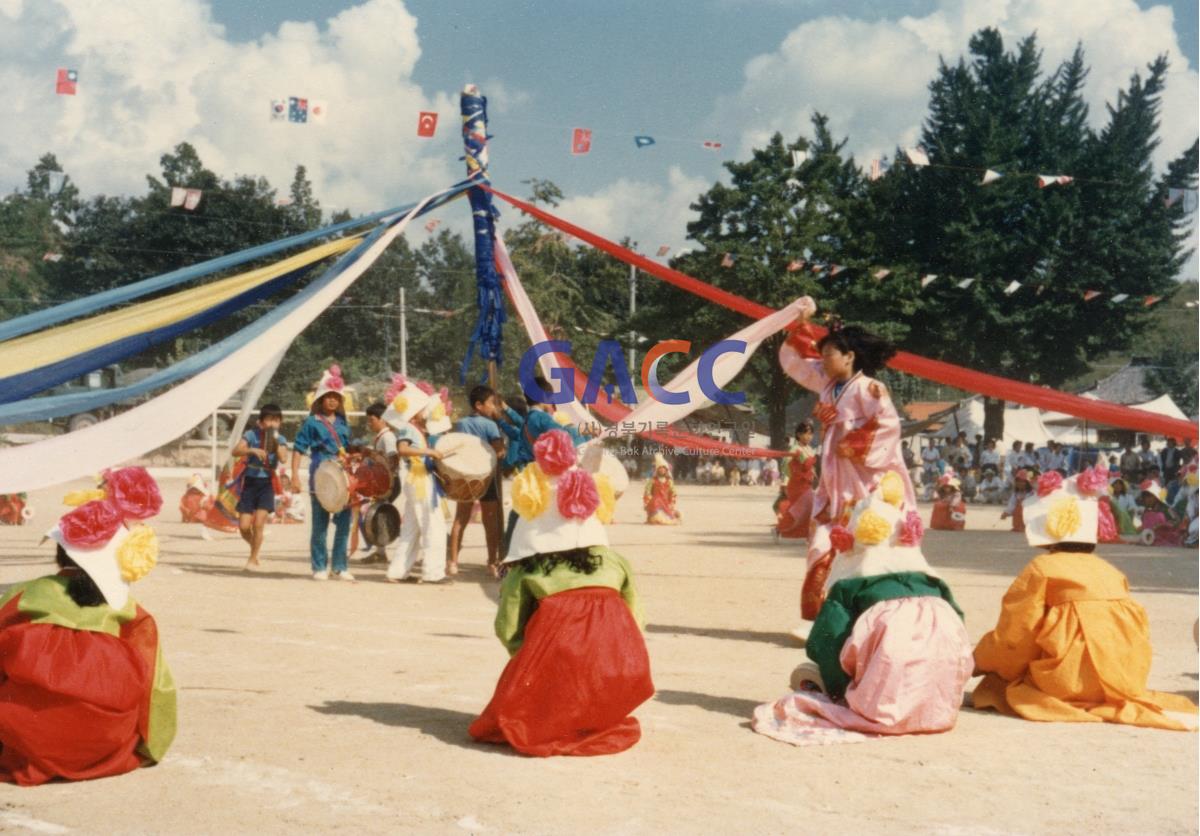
[0,478,1196,835]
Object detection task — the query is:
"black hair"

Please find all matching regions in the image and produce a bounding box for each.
[815,325,897,376]
[1042,542,1096,553]
[469,385,497,411]
[55,545,106,608]
[506,393,529,419]
[794,421,813,435]
[259,403,283,421]
[365,401,387,420]
[515,546,601,576]
[525,375,554,406]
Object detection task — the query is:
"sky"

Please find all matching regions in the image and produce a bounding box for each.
[1,0,1197,277]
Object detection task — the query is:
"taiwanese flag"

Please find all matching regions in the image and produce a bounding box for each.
[572,128,592,155]
[56,68,77,96]
[417,111,438,137]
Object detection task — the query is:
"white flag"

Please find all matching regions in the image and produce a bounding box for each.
[873,269,891,280]
[905,147,930,167]
[1003,280,1021,295]
[1037,174,1073,189]
[791,149,808,167]
[46,171,66,192]
[309,100,327,122]
[1110,293,1129,303]
[183,189,203,211]
[170,187,187,207]
[957,278,976,289]
[270,99,288,121]
[980,169,1002,185]
[920,274,938,288]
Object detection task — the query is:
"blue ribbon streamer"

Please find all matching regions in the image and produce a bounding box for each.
[0,182,473,423]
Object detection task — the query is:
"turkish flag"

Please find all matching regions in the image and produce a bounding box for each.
[572,128,592,155]
[417,111,438,137]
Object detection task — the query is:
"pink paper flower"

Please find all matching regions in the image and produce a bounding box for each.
[1037,471,1063,497]
[414,380,434,395]
[533,429,577,476]
[102,467,162,520]
[556,469,599,520]
[899,510,924,546]
[1075,467,1108,496]
[829,524,855,553]
[59,499,123,548]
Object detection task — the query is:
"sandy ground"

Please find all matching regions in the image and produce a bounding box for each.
[0,478,1196,835]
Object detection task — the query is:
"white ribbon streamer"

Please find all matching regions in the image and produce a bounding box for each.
[0,190,444,492]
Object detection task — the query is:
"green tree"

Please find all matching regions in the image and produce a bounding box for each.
[854,30,1197,438]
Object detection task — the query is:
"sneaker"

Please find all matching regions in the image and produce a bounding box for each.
[312,569,330,580]
[334,571,357,582]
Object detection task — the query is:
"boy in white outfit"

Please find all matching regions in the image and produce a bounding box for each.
[383,379,452,584]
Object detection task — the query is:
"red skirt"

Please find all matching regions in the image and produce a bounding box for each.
[0,622,148,785]
[469,587,654,756]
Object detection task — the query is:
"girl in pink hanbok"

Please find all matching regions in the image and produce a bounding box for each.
[777,298,917,629]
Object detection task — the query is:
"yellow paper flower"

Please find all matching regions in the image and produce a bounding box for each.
[391,395,408,415]
[594,473,616,524]
[427,401,446,421]
[1045,496,1081,541]
[63,488,106,507]
[117,524,158,582]
[854,508,892,545]
[512,462,552,519]
[552,411,573,426]
[879,471,905,507]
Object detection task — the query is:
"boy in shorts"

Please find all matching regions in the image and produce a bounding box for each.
[233,404,289,569]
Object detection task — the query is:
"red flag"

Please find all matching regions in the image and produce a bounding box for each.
[702,140,723,150]
[786,260,804,272]
[56,68,77,96]
[572,128,592,155]
[417,111,438,137]
[1143,295,1162,307]
[1082,290,1101,302]
[425,218,441,233]
[656,245,670,257]
[721,252,735,268]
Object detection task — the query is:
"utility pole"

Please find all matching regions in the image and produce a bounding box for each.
[628,263,637,372]
[399,285,408,377]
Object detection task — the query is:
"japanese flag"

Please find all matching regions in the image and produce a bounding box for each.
[309,100,327,122]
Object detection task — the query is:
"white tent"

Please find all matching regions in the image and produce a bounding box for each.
[1042,392,1188,441]
[926,398,1052,447]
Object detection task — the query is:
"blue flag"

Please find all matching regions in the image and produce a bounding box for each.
[634,135,655,148]
[288,97,308,123]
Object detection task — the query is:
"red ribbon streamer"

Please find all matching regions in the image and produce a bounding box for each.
[485,185,1197,441]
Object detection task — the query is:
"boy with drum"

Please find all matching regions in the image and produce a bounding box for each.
[448,386,506,578]
[290,365,356,582]
[362,401,400,564]
[232,403,289,570]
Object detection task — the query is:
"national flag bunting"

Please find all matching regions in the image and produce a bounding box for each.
[1143,295,1162,307]
[656,245,670,257]
[572,128,592,155]
[169,187,186,208]
[957,278,976,289]
[270,99,287,121]
[183,189,202,211]
[791,150,808,167]
[55,68,77,96]
[702,140,723,150]
[1082,290,1101,302]
[309,100,327,122]
[288,97,308,123]
[721,252,735,268]
[425,218,441,233]
[980,169,1002,185]
[904,148,930,167]
[634,136,655,148]
[1110,293,1129,303]
[1037,174,1073,188]
[1003,280,1021,295]
[417,111,438,137]
[42,252,63,262]
[786,260,804,272]
[920,274,938,288]
[873,269,891,280]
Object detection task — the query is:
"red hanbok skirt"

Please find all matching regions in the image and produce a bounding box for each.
[0,622,149,785]
[469,587,654,756]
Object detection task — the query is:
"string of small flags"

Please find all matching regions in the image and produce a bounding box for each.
[269,97,327,124]
[169,187,203,211]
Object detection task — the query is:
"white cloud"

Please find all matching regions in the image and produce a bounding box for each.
[716,0,1198,167]
[0,0,475,215]
[707,0,1199,277]
[554,166,710,256]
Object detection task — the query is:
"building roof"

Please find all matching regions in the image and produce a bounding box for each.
[1083,361,1156,405]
